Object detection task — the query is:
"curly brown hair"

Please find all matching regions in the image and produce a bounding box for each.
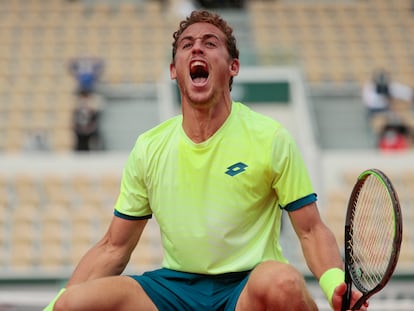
[172,10,239,60]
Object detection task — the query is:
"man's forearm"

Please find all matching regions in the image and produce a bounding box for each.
[301,223,343,280]
[67,241,129,287]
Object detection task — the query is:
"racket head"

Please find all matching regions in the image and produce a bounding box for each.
[344,168,402,309]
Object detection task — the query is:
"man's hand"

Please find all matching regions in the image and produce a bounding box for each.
[331,282,369,311]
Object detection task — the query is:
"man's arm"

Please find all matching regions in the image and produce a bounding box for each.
[288,202,343,279]
[288,203,368,310]
[67,216,148,286]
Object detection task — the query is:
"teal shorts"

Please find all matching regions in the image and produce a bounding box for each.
[130,268,251,311]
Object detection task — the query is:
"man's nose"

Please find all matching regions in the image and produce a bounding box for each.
[192,40,204,54]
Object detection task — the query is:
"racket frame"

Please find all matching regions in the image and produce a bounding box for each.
[341,169,403,311]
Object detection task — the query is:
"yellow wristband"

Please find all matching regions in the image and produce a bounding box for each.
[319,268,344,307]
[43,288,66,311]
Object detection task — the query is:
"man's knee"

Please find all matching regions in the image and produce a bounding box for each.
[251,261,306,297]
[240,261,317,310]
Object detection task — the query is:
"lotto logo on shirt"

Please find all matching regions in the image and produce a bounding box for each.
[225,162,248,176]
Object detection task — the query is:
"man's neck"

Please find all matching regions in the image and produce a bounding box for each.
[182,100,232,143]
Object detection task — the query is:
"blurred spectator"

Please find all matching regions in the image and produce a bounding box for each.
[378,117,410,152]
[72,91,103,151]
[363,69,414,120]
[362,69,392,119]
[68,57,104,94]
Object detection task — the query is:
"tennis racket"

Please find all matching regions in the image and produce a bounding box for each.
[341,168,402,311]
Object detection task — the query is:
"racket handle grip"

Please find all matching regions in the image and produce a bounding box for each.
[341,281,352,311]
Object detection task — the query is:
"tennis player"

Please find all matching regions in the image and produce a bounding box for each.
[45,10,367,311]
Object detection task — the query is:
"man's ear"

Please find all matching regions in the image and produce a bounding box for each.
[170,63,177,80]
[229,59,240,76]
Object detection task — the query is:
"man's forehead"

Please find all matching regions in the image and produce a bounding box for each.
[179,22,224,40]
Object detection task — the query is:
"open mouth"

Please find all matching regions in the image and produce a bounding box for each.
[190,60,209,84]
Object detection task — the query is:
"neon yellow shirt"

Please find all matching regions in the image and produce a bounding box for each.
[114,102,316,274]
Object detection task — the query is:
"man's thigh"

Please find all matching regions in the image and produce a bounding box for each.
[56,276,157,311]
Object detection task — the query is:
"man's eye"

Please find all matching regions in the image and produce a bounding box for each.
[206,41,216,47]
[182,43,193,49]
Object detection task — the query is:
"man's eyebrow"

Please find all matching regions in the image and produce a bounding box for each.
[179,33,221,43]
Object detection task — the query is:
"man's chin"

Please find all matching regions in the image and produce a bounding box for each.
[188,94,214,108]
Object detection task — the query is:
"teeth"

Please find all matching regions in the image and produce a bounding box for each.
[191,61,206,69]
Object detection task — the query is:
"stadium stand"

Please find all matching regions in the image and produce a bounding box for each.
[250,0,414,85]
[0,0,411,153]
[0,0,413,309]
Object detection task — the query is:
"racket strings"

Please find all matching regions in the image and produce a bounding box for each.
[349,175,395,291]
